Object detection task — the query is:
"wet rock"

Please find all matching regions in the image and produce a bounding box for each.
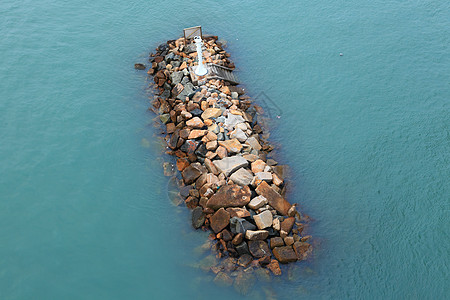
[213,156,248,176]
[234,271,255,295]
[235,241,250,256]
[247,195,268,210]
[180,140,198,155]
[214,272,233,287]
[248,240,270,258]
[210,208,230,233]
[270,237,285,249]
[160,113,170,124]
[293,241,311,260]
[258,255,271,266]
[253,210,273,229]
[176,158,190,171]
[280,217,295,234]
[284,236,294,246]
[181,164,202,184]
[221,229,232,242]
[134,63,146,70]
[226,207,250,218]
[237,254,253,267]
[272,246,297,263]
[245,230,269,241]
[230,217,256,235]
[255,181,292,215]
[192,206,205,229]
[267,259,282,276]
[229,167,253,186]
[218,138,243,154]
[206,185,251,210]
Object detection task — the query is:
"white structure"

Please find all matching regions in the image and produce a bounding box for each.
[193,36,208,76]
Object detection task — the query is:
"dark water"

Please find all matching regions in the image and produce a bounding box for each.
[1,1,448,299]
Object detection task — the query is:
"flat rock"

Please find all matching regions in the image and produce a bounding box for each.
[270,237,285,249]
[251,159,266,173]
[245,136,262,151]
[230,217,256,235]
[255,172,273,182]
[210,208,230,233]
[213,156,248,176]
[247,195,268,210]
[245,230,269,241]
[181,164,202,185]
[224,114,245,130]
[272,246,297,263]
[226,207,250,218]
[206,185,251,210]
[248,240,270,258]
[255,181,292,215]
[230,128,248,142]
[188,129,207,139]
[253,210,273,229]
[186,117,204,128]
[293,241,311,260]
[192,206,205,229]
[229,167,253,186]
[201,108,222,120]
[280,217,295,234]
[218,139,243,154]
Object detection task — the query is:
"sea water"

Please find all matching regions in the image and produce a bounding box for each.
[0,1,448,299]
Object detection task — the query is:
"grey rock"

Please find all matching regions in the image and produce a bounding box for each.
[192,207,205,229]
[230,167,254,186]
[245,136,262,151]
[170,71,184,85]
[230,127,248,143]
[230,217,256,235]
[247,195,268,210]
[245,230,269,241]
[213,156,248,176]
[224,114,245,130]
[235,241,250,256]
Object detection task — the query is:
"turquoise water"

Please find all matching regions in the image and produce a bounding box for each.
[1,1,448,299]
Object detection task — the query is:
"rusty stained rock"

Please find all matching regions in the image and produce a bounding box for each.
[206,185,251,210]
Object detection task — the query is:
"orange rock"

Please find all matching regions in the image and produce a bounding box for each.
[179,61,188,70]
[188,129,207,139]
[185,117,204,128]
[218,139,242,154]
[267,259,282,275]
[176,158,190,171]
[219,85,230,95]
[255,181,292,215]
[251,159,266,173]
[216,146,227,159]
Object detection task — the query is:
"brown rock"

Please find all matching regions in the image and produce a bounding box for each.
[221,229,232,242]
[213,272,233,287]
[293,241,311,261]
[179,129,190,139]
[210,208,230,233]
[272,246,297,263]
[248,240,270,258]
[176,158,190,171]
[171,83,184,96]
[218,139,243,154]
[237,254,252,267]
[201,108,222,120]
[258,255,271,266]
[206,185,251,210]
[185,117,204,128]
[181,165,202,184]
[166,123,175,134]
[226,207,250,218]
[284,236,294,246]
[270,237,285,249]
[267,259,282,276]
[216,146,227,159]
[185,196,199,209]
[280,217,295,234]
[204,158,219,175]
[206,140,218,151]
[251,159,266,173]
[232,233,244,246]
[255,181,292,215]
[188,129,207,139]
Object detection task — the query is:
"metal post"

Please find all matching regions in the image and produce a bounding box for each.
[193,36,208,76]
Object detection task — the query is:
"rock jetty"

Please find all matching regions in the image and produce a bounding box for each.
[139,34,312,280]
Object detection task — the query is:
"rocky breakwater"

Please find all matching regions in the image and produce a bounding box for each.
[140,35,312,283]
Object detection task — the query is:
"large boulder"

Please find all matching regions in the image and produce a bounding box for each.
[255,181,292,215]
[206,185,251,210]
[213,156,248,176]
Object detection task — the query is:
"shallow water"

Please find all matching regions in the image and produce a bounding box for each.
[1,1,449,299]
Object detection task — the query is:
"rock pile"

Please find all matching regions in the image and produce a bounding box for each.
[140,35,312,279]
